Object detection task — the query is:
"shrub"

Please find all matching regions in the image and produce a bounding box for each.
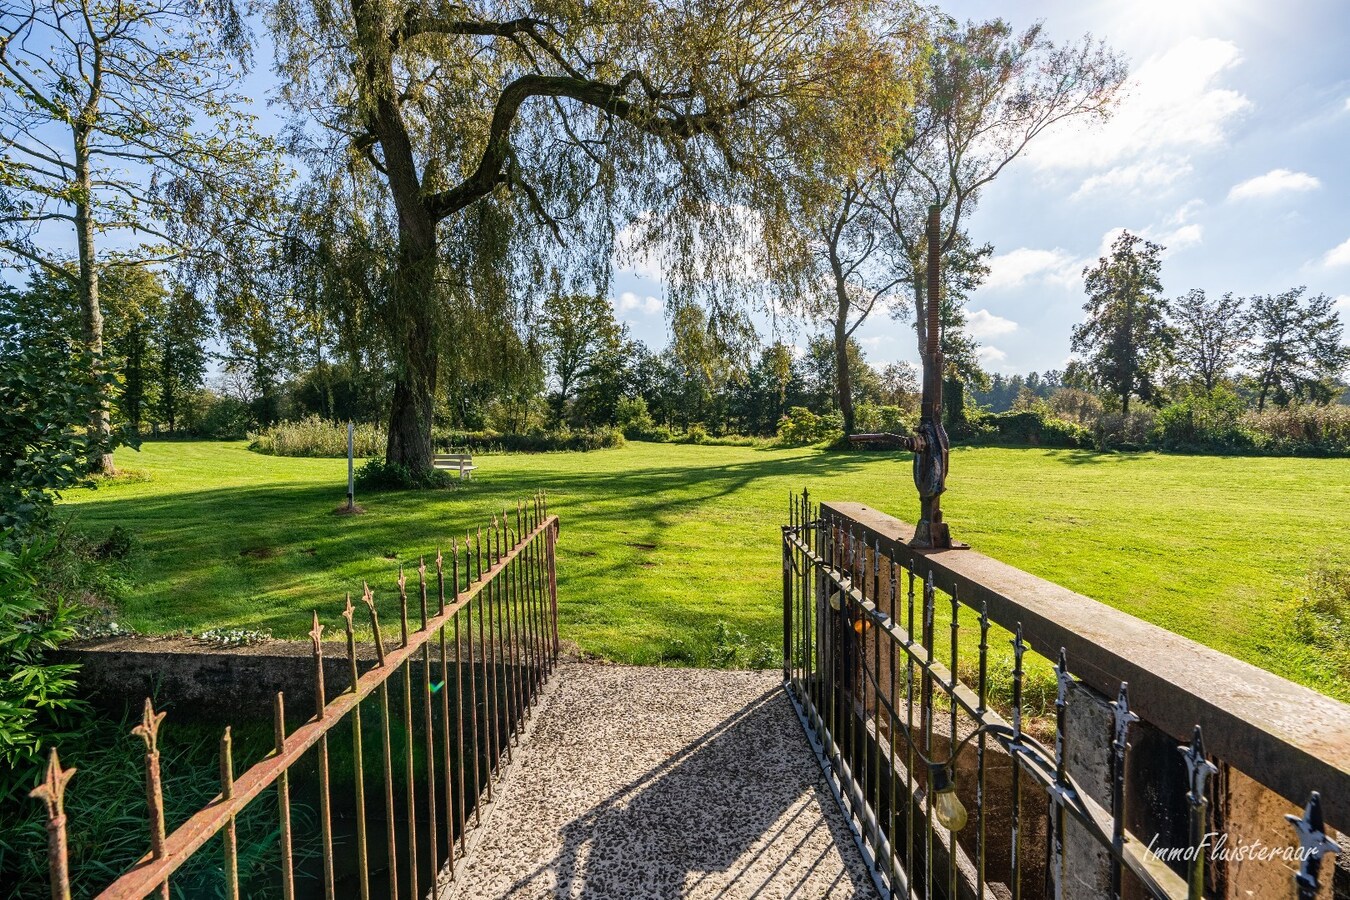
[0,294,123,545]
[1092,407,1157,451]
[1242,405,1350,456]
[1153,388,1252,452]
[982,408,1090,448]
[615,396,657,440]
[0,542,89,797]
[777,407,843,445]
[855,403,916,436]
[684,423,709,444]
[432,428,624,454]
[354,458,455,491]
[1048,388,1103,427]
[191,392,254,440]
[248,416,387,458]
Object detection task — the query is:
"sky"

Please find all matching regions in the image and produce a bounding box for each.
[604,0,1350,374]
[15,0,1350,376]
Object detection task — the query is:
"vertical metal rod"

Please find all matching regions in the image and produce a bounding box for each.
[132,699,170,900]
[465,533,486,816]
[1181,726,1218,900]
[397,569,419,900]
[311,612,336,899]
[887,557,899,898]
[503,518,524,738]
[478,526,500,786]
[273,693,295,900]
[1109,683,1138,900]
[418,560,439,890]
[220,729,239,900]
[922,571,935,900]
[871,538,884,865]
[436,550,455,875]
[546,515,560,655]
[452,540,470,848]
[1010,624,1026,900]
[948,586,960,900]
[363,586,399,900]
[29,749,74,900]
[491,520,512,765]
[1050,648,1071,900]
[904,565,916,884]
[343,597,371,900]
[976,602,990,900]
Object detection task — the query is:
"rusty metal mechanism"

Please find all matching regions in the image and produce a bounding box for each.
[849,205,962,549]
[781,494,1341,900]
[32,494,560,900]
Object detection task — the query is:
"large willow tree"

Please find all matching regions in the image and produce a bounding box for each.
[269,0,919,471]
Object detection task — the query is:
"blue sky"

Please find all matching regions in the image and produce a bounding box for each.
[30,0,1347,375]
[604,0,1350,373]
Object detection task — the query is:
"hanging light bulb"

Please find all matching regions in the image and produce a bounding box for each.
[929,763,967,832]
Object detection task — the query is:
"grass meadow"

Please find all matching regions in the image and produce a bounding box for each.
[59,440,1350,701]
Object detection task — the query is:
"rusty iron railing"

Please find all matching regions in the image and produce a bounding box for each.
[783,492,1344,900]
[32,494,561,899]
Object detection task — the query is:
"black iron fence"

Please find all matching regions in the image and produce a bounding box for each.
[31,495,560,900]
[783,493,1346,900]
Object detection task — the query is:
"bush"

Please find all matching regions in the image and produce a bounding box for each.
[1092,407,1157,451]
[0,294,122,544]
[615,396,657,440]
[191,391,254,440]
[982,408,1091,448]
[432,428,624,454]
[1048,388,1103,427]
[855,403,917,436]
[1153,388,1253,452]
[777,407,843,445]
[1242,405,1350,456]
[353,458,455,491]
[0,542,89,797]
[684,423,708,444]
[248,416,387,458]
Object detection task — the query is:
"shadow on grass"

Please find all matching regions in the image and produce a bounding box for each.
[60,450,880,637]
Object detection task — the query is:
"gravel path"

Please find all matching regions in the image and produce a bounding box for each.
[444,663,875,900]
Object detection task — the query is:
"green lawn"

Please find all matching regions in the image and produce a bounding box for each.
[60,440,1350,700]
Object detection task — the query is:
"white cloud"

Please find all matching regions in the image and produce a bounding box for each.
[1028,38,1250,192]
[858,335,891,349]
[1323,238,1350,268]
[1072,158,1191,199]
[1334,295,1350,317]
[1344,97,1350,112]
[1227,169,1321,201]
[1095,202,1204,259]
[977,346,1008,367]
[966,309,1018,339]
[615,291,662,315]
[984,248,1081,291]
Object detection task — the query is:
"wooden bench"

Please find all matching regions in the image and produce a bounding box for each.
[433,453,478,480]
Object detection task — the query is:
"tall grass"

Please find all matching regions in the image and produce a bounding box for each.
[248,416,386,458]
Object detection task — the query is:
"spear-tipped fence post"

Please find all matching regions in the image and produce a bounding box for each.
[30,749,75,900]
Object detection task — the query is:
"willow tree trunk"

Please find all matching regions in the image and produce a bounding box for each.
[382,223,440,474]
[74,126,116,476]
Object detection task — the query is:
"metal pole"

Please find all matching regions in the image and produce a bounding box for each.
[347,421,355,510]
